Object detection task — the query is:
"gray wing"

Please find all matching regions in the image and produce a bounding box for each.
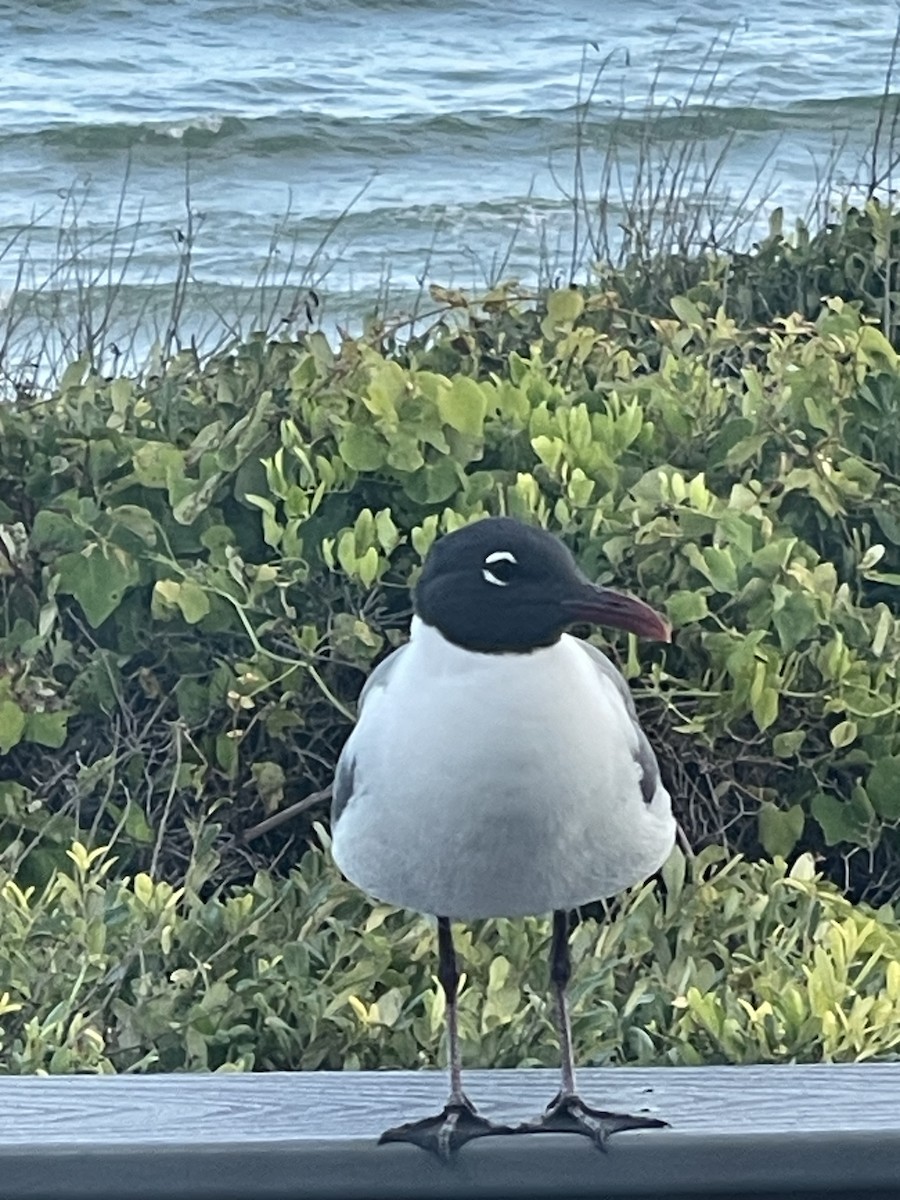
[331,644,409,826]
[579,640,662,807]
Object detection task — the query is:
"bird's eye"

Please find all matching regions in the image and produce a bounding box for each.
[482,550,517,587]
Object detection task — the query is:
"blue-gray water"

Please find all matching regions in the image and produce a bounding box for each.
[3,0,900,373]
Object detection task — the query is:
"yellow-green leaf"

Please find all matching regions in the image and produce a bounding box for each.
[438,376,487,438]
[670,295,704,327]
[666,590,709,625]
[363,361,405,423]
[339,426,385,472]
[546,288,585,326]
[752,685,779,732]
[357,546,380,588]
[0,701,26,754]
[830,719,857,749]
[24,710,70,748]
[176,580,210,625]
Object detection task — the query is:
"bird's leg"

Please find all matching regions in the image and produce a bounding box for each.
[379,917,515,1158]
[551,908,578,1097]
[515,909,668,1149]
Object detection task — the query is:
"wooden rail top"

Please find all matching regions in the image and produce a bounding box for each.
[2,1064,900,1199]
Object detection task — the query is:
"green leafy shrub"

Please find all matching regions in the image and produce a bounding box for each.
[596,200,900,345]
[1,204,900,900]
[2,837,899,1075]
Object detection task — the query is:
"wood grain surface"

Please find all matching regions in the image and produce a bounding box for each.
[2,1065,899,1199]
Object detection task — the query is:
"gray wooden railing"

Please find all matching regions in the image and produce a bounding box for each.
[2,1065,900,1199]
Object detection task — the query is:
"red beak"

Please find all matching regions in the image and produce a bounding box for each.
[561,583,671,642]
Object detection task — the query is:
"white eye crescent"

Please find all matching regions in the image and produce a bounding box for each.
[482,549,517,587]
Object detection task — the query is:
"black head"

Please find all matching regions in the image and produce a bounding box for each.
[414,516,670,653]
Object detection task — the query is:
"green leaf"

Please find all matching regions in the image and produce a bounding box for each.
[438,376,487,438]
[684,544,738,593]
[24,711,70,748]
[546,288,585,326]
[385,434,425,473]
[124,803,154,843]
[829,720,858,749]
[482,955,520,1025]
[357,546,380,588]
[810,793,861,846]
[666,590,709,625]
[30,510,84,556]
[752,685,779,732]
[186,420,226,464]
[670,295,704,327]
[152,579,181,619]
[336,530,357,578]
[176,580,211,625]
[403,459,462,505]
[56,545,140,627]
[773,730,806,758]
[175,678,212,725]
[59,356,89,391]
[215,732,238,777]
[374,509,400,555]
[858,324,897,369]
[773,595,817,651]
[110,505,157,546]
[531,434,564,474]
[339,426,385,472]
[363,361,405,422]
[411,518,439,560]
[872,607,892,657]
[172,473,223,525]
[758,803,805,858]
[867,757,900,820]
[132,442,185,489]
[0,700,26,753]
[251,761,286,814]
[307,330,335,369]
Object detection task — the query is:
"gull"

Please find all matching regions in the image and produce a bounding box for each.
[331,516,676,1156]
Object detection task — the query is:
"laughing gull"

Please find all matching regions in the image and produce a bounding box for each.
[331,516,676,1156]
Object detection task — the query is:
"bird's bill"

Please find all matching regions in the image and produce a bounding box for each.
[561,583,672,642]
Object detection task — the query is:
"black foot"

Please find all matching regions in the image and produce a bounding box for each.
[379,1095,516,1160]
[515,1091,668,1151]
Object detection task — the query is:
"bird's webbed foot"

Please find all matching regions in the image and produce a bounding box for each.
[515,1090,668,1150]
[379,1094,516,1159]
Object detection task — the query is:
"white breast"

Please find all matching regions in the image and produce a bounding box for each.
[331,618,675,919]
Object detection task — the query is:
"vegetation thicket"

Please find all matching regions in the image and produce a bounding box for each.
[1,197,900,1072]
[4,843,900,1074]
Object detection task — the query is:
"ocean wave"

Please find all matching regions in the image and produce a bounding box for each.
[2,109,560,156]
[0,92,889,163]
[0,189,608,276]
